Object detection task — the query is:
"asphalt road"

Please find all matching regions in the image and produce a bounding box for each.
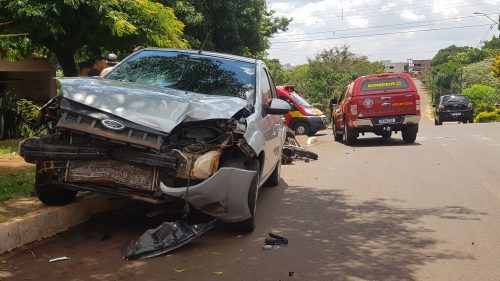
[2,83,500,281]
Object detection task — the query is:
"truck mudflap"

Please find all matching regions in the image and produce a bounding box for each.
[160,167,256,223]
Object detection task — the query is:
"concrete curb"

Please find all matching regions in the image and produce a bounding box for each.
[0,195,127,254]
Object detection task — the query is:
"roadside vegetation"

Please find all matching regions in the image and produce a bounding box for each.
[0,139,34,201]
[420,36,500,122]
[266,45,385,113]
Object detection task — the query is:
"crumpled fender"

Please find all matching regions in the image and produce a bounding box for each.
[159,167,256,222]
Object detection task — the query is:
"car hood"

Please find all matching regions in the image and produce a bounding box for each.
[58,78,248,133]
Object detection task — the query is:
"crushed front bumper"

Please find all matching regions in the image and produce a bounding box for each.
[20,136,256,223]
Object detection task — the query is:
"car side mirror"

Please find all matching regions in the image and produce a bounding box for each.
[330,97,338,107]
[265,98,290,115]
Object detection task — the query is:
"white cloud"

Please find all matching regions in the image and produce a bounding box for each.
[380,3,396,12]
[400,9,426,21]
[348,17,369,28]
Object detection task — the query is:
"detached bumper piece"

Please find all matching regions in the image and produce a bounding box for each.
[124,220,216,260]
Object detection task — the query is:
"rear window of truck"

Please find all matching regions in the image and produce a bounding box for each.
[361,78,409,92]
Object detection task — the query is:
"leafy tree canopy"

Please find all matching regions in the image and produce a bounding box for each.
[0,0,187,76]
[431,45,471,67]
[267,46,385,111]
[162,0,291,57]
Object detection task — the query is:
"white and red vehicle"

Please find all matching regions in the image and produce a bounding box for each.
[330,73,420,144]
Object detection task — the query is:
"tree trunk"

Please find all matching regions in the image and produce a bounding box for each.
[54,48,78,77]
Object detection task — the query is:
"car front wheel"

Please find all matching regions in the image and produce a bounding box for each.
[231,161,260,233]
[293,122,309,135]
[333,121,343,141]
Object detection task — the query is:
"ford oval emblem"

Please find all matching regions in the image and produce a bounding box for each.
[364,99,374,108]
[101,119,125,130]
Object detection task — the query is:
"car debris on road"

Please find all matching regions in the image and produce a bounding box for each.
[124,219,216,260]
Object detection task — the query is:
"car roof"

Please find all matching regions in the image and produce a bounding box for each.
[139,48,258,64]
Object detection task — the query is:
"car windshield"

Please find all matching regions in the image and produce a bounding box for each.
[442,95,468,104]
[360,77,409,92]
[106,50,256,100]
[290,92,313,109]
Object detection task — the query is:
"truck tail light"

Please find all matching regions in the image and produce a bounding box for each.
[467,103,473,109]
[416,99,420,111]
[350,104,358,115]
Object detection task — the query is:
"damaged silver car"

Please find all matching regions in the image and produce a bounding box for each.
[20,49,290,233]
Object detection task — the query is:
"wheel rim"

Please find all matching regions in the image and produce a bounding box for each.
[296,125,306,135]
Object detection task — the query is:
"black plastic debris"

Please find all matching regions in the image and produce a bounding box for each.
[265,233,288,246]
[124,220,216,260]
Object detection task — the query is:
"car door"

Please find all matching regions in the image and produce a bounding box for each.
[259,67,281,180]
[334,87,347,129]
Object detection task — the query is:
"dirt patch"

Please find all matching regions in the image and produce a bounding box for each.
[0,159,34,170]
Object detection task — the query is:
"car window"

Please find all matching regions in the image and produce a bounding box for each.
[260,68,273,105]
[360,77,409,92]
[265,69,277,99]
[106,50,256,100]
[442,95,469,104]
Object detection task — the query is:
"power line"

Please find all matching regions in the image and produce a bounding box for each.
[294,0,473,19]
[285,1,491,24]
[476,24,495,48]
[273,14,496,38]
[271,23,492,44]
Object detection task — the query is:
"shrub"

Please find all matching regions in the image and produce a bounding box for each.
[462,84,499,105]
[474,103,496,117]
[0,92,42,140]
[475,111,500,123]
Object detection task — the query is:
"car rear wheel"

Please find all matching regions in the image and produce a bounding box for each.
[231,161,260,233]
[293,122,309,135]
[469,117,474,123]
[35,166,77,206]
[332,121,343,141]
[402,124,418,143]
[343,120,357,145]
[434,118,442,126]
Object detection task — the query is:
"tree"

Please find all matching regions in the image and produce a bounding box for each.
[431,45,471,67]
[162,0,291,57]
[482,36,500,50]
[0,0,187,76]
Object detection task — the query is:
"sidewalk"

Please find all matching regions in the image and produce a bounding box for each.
[0,194,128,254]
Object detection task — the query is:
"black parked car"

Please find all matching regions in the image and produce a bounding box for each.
[435,95,474,125]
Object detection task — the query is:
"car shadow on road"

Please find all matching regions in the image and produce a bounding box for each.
[253,183,485,281]
[344,137,422,147]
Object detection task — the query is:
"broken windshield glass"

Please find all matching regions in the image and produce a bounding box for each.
[106,50,255,100]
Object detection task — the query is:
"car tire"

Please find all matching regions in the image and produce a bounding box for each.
[469,117,474,123]
[343,119,357,145]
[435,118,442,126]
[293,122,309,135]
[402,124,418,143]
[231,161,260,233]
[265,155,281,187]
[381,131,392,139]
[333,121,343,141]
[35,168,77,206]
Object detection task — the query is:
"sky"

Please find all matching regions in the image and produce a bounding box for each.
[266,0,500,65]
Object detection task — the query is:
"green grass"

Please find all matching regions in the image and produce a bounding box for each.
[0,139,21,156]
[0,168,35,201]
